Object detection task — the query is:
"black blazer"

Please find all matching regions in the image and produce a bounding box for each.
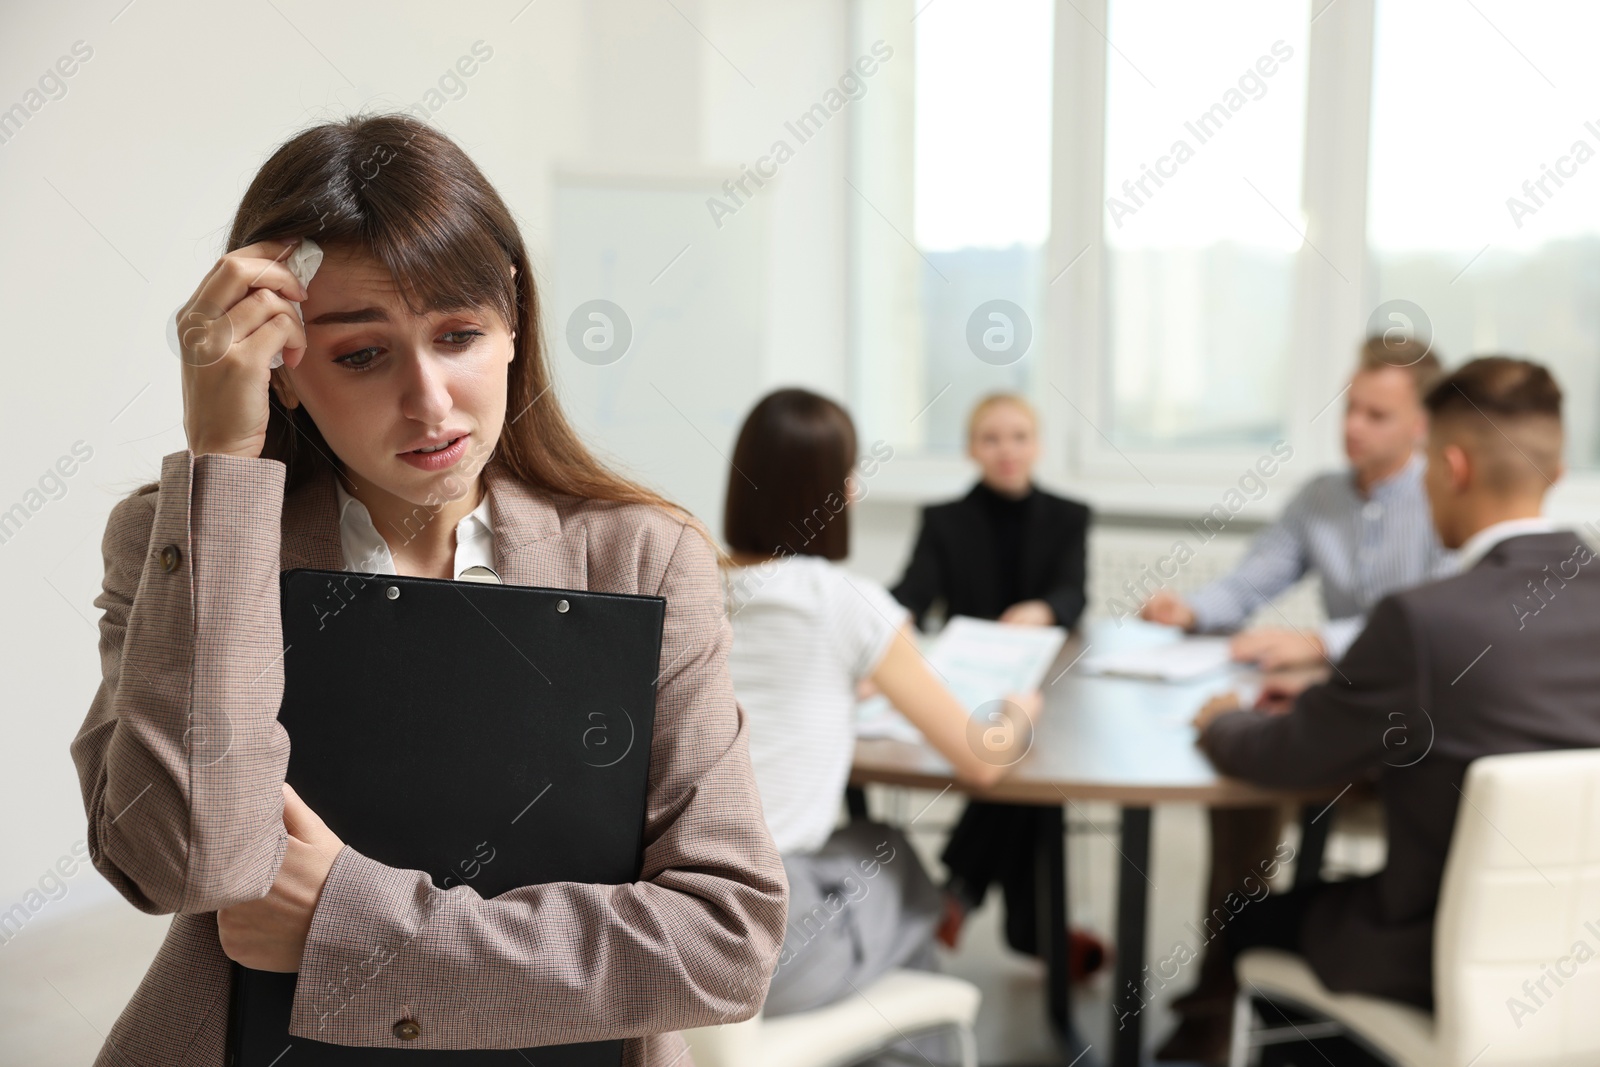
[1200,530,1600,1009]
[889,481,1091,631]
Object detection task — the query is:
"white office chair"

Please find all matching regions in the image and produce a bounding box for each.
[682,968,981,1067]
[1229,747,1600,1067]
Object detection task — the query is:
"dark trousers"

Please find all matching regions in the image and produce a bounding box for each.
[943,802,1302,971]
[1176,806,1289,1013]
[1220,885,1315,961]
[940,800,1050,955]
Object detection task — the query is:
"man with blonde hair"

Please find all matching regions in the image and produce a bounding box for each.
[1143,335,1454,667]
[1151,335,1458,1061]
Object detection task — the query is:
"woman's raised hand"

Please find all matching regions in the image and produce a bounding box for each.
[176,238,310,459]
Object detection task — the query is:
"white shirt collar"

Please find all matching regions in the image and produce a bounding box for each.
[333,480,495,578]
[1454,516,1559,572]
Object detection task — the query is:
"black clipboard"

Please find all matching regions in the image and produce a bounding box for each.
[225,567,666,1066]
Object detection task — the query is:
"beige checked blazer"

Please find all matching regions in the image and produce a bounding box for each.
[69,448,788,1066]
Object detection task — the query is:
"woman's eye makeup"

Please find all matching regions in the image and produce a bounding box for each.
[333,347,380,369]
[331,329,487,371]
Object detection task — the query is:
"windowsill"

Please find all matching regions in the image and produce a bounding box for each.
[858,454,1295,523]
[859,453,1600,532]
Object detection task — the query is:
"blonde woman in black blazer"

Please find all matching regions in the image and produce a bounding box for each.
[888,394,1100,969]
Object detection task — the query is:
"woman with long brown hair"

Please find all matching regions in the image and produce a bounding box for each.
[68,113,786,1065]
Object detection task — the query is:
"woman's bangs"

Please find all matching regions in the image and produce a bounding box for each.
[368,213,513,327]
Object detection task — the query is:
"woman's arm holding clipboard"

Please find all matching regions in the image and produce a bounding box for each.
[285,518,789,1051]
[68,239,311,917]
[68,450,294,916]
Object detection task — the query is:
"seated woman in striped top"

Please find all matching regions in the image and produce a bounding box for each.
[719,387,1041,1019]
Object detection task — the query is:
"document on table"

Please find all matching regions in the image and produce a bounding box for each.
[1079,636,1234,682]
[855,616,1068,741]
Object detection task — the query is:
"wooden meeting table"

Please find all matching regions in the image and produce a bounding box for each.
[848,621,1341,1067]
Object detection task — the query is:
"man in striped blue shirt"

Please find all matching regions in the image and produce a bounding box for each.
[1146,335,1458,1064]
[1142,336,1457,670]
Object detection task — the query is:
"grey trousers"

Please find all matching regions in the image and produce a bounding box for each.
[764,820,943,1017]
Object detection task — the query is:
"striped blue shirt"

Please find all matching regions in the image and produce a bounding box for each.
[1188,452,1457,660]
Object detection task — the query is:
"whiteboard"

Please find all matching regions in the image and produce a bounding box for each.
[547,171,772,538]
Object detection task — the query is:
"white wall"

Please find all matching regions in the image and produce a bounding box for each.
[0,0,857,929]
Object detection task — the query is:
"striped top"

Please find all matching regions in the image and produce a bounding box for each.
[724,555,910,855]
[1188,452,1457,659]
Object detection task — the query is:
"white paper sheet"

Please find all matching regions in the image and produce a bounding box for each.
[855,615,1067,740]
[1079,636,1234,682]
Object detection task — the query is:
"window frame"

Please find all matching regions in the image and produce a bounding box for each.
[848,0,1600,516]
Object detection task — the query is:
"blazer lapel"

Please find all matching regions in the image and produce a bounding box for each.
[277,456,589,592]
[482,458,590,591]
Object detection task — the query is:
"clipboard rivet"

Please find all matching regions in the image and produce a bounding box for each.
[556,599,570,613]
[386,586,400,600]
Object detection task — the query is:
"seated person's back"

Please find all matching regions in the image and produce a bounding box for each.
[1367,527,1600,933]
[1199,355,1600,1011]
[719,387,1040,1021]
[726,552,903,854]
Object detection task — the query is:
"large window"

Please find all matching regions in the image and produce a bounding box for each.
[910,0,1055,455]
[850,0,1600,497]
[1101,0,1310,449]
[1367,0,1600,465]
[850,0,1055,457]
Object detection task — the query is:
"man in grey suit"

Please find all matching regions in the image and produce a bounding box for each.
[1192,355,1600,1032]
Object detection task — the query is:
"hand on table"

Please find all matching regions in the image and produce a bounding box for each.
[963,689,1044,784]
[1139,589,1195,630]
[1192,690,1245,733]
[1252,669,1321,714]
[1005,688,1044,727]
[217,783,345,972]
[998,599,1056,626]
[1228,627,1326,671]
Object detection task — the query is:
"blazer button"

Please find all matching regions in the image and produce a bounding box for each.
[159,544,182,573]
[392,1018,421,1041]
